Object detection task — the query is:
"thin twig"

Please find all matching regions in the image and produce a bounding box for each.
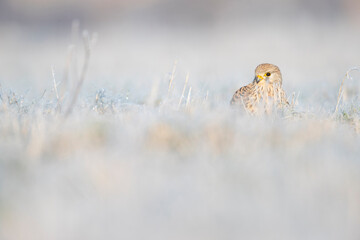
[62,45,75,94]
[64,31,93,118]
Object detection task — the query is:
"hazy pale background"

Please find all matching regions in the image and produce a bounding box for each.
[1,1,360,240]
[1,0,360,100]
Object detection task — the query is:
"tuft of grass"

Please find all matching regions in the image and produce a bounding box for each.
[334,66,360,116]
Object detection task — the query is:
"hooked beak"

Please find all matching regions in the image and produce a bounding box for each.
[255,74,264,83]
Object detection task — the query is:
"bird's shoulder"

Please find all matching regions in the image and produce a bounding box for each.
[230,82,256,105]
[235,82,256,97]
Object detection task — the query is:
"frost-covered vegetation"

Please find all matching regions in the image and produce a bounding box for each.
[1,21,360,240]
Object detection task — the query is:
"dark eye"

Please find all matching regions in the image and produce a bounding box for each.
[266,72,271,77]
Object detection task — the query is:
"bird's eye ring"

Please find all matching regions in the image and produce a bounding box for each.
[265,72,271,77]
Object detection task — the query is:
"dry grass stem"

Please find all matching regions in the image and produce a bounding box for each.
[334,66,360,115]
[167,60,177,98]
[51,66,60,101]
[178,72,189,109]
[186,86,192,108]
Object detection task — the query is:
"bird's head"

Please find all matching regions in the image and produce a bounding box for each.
[253,63,282,85]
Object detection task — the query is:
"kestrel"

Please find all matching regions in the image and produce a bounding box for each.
[230,63,288,113]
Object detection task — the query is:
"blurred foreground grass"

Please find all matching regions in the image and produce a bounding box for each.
[1,72,360,239]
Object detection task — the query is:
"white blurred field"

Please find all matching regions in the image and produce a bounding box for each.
[1,17,360,240]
